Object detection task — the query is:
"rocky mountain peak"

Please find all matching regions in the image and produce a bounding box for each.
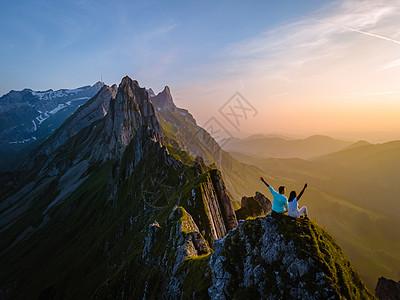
[92,81,105,90]
[113,76,162,138]
[20,76,163,175]
[147,87,155,96]
[163,85,171,94]
[81,76,163,163]
[151,85,177,112]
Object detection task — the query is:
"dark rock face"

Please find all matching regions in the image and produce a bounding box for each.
[236,191,272,220]
[210,168,238,231]
[90,76,163,162]
[376,277,400,300]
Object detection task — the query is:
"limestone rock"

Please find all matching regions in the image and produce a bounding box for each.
[208,214,374,299]
[193,157,238,241]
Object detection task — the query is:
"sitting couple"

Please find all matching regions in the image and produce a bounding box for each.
[260,177,308,219]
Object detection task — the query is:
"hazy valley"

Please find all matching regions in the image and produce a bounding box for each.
[225,137,400,289]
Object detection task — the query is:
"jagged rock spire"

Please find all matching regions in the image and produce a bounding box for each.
[90,76,164,161]
[151,85,177,112]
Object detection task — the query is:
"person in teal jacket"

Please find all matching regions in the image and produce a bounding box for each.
[260,177,288,215]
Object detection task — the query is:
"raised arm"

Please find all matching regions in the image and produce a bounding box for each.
[297,183,308,201]
[260,177,270,187]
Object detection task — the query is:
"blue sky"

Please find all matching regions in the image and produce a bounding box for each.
[0,0,332,94]
[1,0,400,141]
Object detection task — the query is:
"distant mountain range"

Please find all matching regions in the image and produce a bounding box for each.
[0,82,104,170]
[0,76,372,299]
[223,134,356,159]
[229,140,400,289]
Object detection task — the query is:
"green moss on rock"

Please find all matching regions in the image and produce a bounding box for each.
[208,214,375,300]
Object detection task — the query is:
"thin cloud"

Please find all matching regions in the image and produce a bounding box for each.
[177,0,400,137]
[312,18,400,46]
[194,0,400,84]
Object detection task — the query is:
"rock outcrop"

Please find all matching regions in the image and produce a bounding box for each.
[208,214,374,299]
[375,277,400,300]
[193,156,238,241]
[236,191,272,220]
[151,85,177,112]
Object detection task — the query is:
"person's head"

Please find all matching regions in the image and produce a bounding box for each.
[288,191,297,202]
[278,186,285,194]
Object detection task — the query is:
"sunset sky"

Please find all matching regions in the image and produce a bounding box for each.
[1,0,399,142]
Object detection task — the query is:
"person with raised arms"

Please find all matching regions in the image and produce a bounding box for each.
[288,183,309,219]
[260,177,288,216]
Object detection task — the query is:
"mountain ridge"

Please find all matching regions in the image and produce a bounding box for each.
[0,76,374,299]
[223,134,353,159]
[0,76,241,299]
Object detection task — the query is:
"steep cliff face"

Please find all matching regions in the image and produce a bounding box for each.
[89,76,163,162]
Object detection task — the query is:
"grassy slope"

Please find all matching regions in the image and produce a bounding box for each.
[0,135,234,299]
[229,143,400,290]
[156,109,280,210]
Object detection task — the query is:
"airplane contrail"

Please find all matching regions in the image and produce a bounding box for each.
[312,18,400,46]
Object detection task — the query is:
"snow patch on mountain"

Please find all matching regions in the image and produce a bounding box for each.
[36,112,50,125]
[31,87,87,100]
[49,104,67,114]
[65,96,89,105]
[34,97,90,125]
